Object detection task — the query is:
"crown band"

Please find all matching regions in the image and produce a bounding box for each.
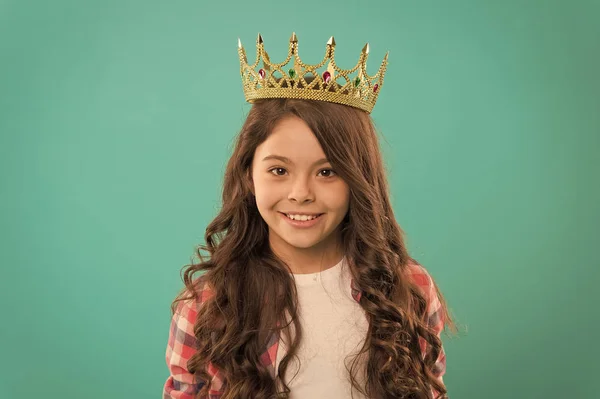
[237,32,389,114]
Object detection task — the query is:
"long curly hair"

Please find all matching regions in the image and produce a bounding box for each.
[172,96,457,399]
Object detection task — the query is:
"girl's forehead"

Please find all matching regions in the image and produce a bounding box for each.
[259,126,323,153]
[254,140,329,168]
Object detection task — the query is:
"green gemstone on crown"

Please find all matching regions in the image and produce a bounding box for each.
[354,76,361,87]
[288,68,296,78]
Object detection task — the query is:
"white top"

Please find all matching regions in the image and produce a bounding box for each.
[275,256,370,398]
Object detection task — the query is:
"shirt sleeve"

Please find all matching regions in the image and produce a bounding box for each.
[411,262,448,398]
[424,270,447,398]
[163,298,205,399]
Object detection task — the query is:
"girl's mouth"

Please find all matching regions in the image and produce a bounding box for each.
[279,212,324,228]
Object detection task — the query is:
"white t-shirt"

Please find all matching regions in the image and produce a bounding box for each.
[275,255,370,398]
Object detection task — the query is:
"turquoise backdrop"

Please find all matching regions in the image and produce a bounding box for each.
[1,0,598,398]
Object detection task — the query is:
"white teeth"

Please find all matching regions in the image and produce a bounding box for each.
[286,214,320,221]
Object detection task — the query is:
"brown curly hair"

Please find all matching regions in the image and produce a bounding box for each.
[172,97,457,398]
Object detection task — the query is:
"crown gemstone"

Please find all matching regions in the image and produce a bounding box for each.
[322,71,331,84]
[258,69,266,79]
[373,83,379,92]
[288,68,296,78]
[354,76,361,87]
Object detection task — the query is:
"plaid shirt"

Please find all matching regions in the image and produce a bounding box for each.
[163,261,447,399]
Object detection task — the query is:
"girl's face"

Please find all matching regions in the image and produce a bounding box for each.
[250,115,350,259]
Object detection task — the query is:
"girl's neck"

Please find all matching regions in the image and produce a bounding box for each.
[273,247,345,275]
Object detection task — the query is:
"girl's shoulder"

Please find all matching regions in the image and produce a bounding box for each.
[404,258,446,329]
[173,273,215,316]
[404,258,443,316]
[405,258,436,291]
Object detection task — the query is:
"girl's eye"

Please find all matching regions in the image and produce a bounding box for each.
[268,167,337,178]
[319,169,337,178]
[269,167,286,176]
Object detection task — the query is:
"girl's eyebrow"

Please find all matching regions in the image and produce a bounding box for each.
[262,155,329,167]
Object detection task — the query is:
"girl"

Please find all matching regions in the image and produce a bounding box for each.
[163,34,456,399]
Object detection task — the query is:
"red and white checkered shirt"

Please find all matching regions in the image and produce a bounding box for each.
[163,260,447,398]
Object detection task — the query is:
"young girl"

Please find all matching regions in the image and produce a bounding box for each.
[163,33,456,399]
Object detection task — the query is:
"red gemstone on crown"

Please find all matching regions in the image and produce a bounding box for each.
[322,71,331,84]
[259,69,266,79]
[373,84,379,92]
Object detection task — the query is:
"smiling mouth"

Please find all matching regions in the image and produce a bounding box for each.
[279,212,324,220]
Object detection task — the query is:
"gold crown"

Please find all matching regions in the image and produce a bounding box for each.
[237,32,389,114]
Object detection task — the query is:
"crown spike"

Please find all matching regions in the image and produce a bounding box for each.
[327,36,336,46]
[326,61,335,75]
[290,32,298,55]
[263,49,271,72]
[362,43,369,55]
[237,37,247,64]
[257,33,263,44]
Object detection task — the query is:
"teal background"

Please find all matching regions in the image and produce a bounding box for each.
[1,0,598,398]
